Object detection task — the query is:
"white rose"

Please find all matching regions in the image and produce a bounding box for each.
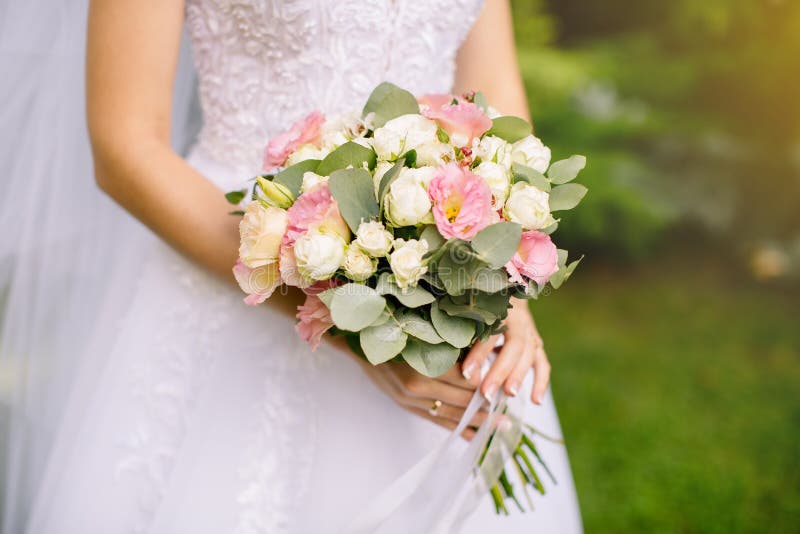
[238,202,288,268]
[511,135,551,173]
[355,221,394,257]
[474,161,511,210]
[286,143,329,167]
[321,112,365,148]
[300,171,328,194]
[415,141,455,167]
[389,238,428,289]
[372,161,394,196]
[343,246,378,282]
[372,114,438,161]
[503,182,556,230]
[473,135,512,168]
[384,168,432,227]
[294,231,347,281]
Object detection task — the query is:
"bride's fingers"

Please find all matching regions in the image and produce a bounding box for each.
[461,334,500,385]
[401,397,489,427]
[438,364,479,390]
[531,345,551,405]
[481,336,525,401]
[503,340,536,397]
[407,408,477,441]
[387,368,475,408]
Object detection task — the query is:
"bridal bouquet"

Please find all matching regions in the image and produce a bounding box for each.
[227,82,587,514]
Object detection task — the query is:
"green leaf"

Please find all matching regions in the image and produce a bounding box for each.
[360,321,408,364]
[541,221,559,235]
[377,158,405,213]
[328,168,379,233]
[398,312,444,344]
[438,296,498,324]
[474,292,512,321]
[316,142,376,176]
[362,82,420,128]
[485,116,532,143]
[401,339,460,378]
[469,267,511,293]
[549,254,583,290]
[435,243,483,296]
[511,163,550,192]
[228,210,245,216]
[419,225,445,251]
[471,222,522,269]
[549,183,588,211]
[329,284,387,332]
[225,189,247,205]
[273,159,320,197]
[374,273,435,307]
[318,288,335,309]
[430,302,475,348]
[547,155,586,185]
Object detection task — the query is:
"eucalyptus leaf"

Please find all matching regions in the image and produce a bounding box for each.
[541,221,559,235]
[317,142,376,176]
[377,158,405,212]
[318,288,335,309]
[549,255,583,290]
[511,163,550,192]
[430,302,475,348]
[273,159,320,197]
[547,155,586,185]
[398,312,444,344]
[471,222,522,269]
[362,82,420,128]
[469,267,511,293]
[329,284,386,332]
[401,339,460,378]
[485,116,532,143]
[360,321,408,364]
[328,168,379,233]
[473,91,488,112]
[435,244,482,297]
[225,189,247,205]
[374,273,435,307]
[438,297,497,324]
[419,225,445,251]
[549,183,588,211]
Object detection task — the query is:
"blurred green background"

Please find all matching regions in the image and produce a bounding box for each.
[512,0,800,531]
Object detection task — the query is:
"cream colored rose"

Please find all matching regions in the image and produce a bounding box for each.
[320,112,365,149]
[473,161,511,210]
[372,114,438,161]
[344,245,378,282]
[355,221,394,257]
[238,202,288,268]
[372,161,394,197]
[390,238,428,289]
[286,143,329,167]
[300,171,329,194]
[503,182,556,230]
[415,140,455,167]
[294,231,347,281]
[384,168,432,227]
[511,135,551,173]
[473,135,512,168]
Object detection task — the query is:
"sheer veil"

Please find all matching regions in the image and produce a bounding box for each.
[0,1,198,530]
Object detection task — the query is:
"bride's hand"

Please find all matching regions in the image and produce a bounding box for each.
[461,299,551,405]
[331,338,491,440]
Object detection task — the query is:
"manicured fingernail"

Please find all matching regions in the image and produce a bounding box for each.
[483,383,497,402]
[508,382,519,397]
[462,362,474,380]
[533,392,542,404]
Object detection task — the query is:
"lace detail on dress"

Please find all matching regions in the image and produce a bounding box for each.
[185,0,485,176]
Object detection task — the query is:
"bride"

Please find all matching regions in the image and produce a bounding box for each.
[0,0,582,532]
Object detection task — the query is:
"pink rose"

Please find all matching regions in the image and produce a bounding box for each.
[295,294,334,351]
[422,98,491,147]
[232,259,282,306]
[283,183,350,246]
[428,163,494,241]
[278,244,311,289]
[263,111,325,171]
[505,231,559,286]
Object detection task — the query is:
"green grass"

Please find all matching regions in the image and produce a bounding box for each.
[529,257,800,533]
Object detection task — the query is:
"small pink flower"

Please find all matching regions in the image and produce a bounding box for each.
[295,294,334,351]
[232,259,282,305]
[505,231,559,286]
[263,111,325,171]
[428,163,494,241]
[283,183,350,246]
[278,244,311,289]
[423,99,491,147]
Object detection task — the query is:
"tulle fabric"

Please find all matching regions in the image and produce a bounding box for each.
[0,1,198,531]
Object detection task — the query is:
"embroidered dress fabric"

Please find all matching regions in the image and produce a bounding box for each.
[0,1,582,532]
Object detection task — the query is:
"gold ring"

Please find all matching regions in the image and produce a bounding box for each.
[428,399,443,417]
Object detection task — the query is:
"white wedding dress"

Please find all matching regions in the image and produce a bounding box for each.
[13,1,582,532]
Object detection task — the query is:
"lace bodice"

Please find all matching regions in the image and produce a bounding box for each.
[185,0,485,174]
